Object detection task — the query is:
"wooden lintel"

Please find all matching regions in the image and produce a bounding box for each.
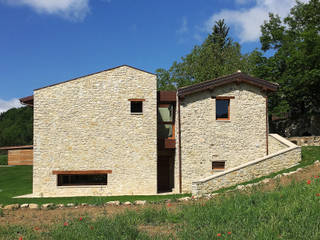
[128,99,145,101]
[211,96,235,99]
[52,170,112,175]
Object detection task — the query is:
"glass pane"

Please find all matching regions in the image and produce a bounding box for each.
[216,99,229,119]
[158,124,173,138]
[158,105,173,122]
[131,101,143,113]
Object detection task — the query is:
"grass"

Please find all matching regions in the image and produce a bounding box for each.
[1,173,320,239]
[0,147,320,239]
[0,155,7,165]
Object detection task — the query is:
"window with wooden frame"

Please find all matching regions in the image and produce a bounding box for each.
[212,161,225,171]
[57,174,108,186]
[53,170,112,186]
[158,104,175,139]
[215,96,234,120]
[129,99,145,114]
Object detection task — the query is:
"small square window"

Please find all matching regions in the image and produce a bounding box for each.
[212,161,225,171]
[216,99,230,120]
[131,101,143,113]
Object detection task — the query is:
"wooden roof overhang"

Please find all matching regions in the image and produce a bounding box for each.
[177,72,278,98]
[20,95,34,106]
[0,145,33,150]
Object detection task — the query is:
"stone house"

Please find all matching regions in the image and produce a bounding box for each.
[20,65,301,197]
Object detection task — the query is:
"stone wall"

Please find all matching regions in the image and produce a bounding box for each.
[288,136,320,146]
[268,134,290,154]
[33,66,157,197]
[192,134,301,196]
[177,83,267,193]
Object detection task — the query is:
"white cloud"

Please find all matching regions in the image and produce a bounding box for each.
[0,98,23,113]
[177,17,188,34]
[1,0,90,21]
[206,0,310,43]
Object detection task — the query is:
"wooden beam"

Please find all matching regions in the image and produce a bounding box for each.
[52,170,112,175]
[211,96,235,99]
[128,98,145,101]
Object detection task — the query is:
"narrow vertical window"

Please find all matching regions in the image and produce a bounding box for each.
[215,97,233,120]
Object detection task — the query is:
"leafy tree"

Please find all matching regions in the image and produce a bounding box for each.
[157,20,251,90]
[253,0,320,119]
[0,107,33,147]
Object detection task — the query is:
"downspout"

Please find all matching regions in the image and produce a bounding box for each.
[266,94,269,155]
[178,96,182,193]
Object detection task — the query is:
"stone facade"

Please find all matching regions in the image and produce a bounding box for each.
[192,134,301,196]
[176,83,267,193]
[268,134,288,154]
[33,66,157,197]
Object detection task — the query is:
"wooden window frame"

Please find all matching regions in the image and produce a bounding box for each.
[214,96,234,121]
[158,103,175,140]
[53,170,112,186]
[128,99,144,114]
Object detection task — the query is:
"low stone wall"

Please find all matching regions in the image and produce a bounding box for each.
[288,136,320,146]
[192,134,301,196]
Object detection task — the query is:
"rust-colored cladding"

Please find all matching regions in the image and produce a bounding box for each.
[164,139,176,149]
[158,91,176,102]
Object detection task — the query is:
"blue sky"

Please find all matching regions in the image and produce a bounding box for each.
[0,0,307,112]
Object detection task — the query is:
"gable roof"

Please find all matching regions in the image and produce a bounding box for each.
[177,72,278,97]
[34,65,155,91]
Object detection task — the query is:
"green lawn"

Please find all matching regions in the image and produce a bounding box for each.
[0,155,7,165]
[0,146,319,206]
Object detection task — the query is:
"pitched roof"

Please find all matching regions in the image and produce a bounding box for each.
[34,65,155,91]
[177,72,278,97]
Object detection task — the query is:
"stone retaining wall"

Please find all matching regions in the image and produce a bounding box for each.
[288,136,320,146]
[192,134,301,196]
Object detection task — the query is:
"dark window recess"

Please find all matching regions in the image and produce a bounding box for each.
[212,161,225,170]
[216,99,230,120]
[131,101,143,113]
[57,174,108,186]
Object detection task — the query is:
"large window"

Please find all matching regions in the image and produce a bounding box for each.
[158,104,175,139]
[216,98,230,120]
[57,174,108,186]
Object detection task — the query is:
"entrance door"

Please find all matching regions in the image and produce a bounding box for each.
[157,155,174,193]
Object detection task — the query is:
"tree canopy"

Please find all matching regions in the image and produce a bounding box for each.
[0,107,33,147]
[157,19,252,90]
[252,0,320,118]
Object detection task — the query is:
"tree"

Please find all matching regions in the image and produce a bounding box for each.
[157,20,252,90]
[0,107,33,147]
[254,0,320,119]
